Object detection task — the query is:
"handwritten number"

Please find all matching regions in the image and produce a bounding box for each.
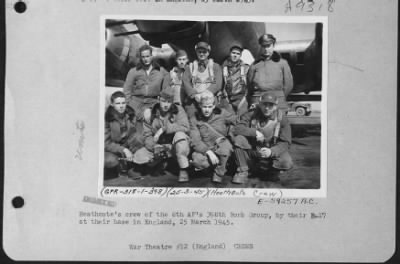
[296,0,305,11]
[307,1,314,12]
[285,0,335,13]
[285,0,292,13]
[328,0,334,12]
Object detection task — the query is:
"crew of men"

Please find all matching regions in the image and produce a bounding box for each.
[105,33,294,184]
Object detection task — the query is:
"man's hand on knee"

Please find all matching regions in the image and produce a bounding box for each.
[206,150,220,165]
[259,147,272,158]
[123,148,134,162]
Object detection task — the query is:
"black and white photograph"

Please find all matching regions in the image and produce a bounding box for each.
[3,0,397,262]
[101,17,327,192]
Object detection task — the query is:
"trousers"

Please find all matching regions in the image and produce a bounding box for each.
[104,151,132,178]
[104,152,120,168]
[191,138,233,177]
[135,131,190,168]
[233,135,293,172]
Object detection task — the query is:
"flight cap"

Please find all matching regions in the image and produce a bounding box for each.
[195,41,211,51]
[260,92,278,104]
[230,43,243,52]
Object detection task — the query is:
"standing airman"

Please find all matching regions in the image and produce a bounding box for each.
[182,41,223,117]
[123,44,168,121]
[247,34,293,112]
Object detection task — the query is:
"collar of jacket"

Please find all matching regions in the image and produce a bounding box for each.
[222,59,244,69]
[172,66,185,73]
[195,107,222,121]
[151,102,179,121]
[197,59,209,68]
[253,51,281,64]
[105,105,136,123]
[251,107,277,123]
[136,61,161,71]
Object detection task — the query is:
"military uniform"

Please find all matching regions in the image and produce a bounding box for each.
[133,86,191,180]
[247,52,293,111]
[189,107,237,182]
[182,42,223,117]
[104,105,143,176]
[123,62,167,120]
[220,59,249,116]
[137,103,190,168]
[233,105,293,182]
[247,34,293,111]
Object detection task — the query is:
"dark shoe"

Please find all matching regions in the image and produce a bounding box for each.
[212,173,223,183]
[232,171,249,184]
[118,172,129,177]
[178,170,189,182]
[267,169,281,182]
[127,168,142,180]
[149,161,167,176]
[118,159,128,175]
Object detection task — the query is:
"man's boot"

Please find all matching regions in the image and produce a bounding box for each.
[149,160,167,177]
[178,169,189,182]
[232,147,250,184]
[118,159,129,177]
[267,168,281,182]
[212,173,223,183]
[127,168,142,180]
[232,170,249,184]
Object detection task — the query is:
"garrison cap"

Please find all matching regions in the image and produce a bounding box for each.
[195,41,211,51]
[258,34,276,46]
[160,86,175,102]
[175,49,188,58]
[260,92,278,104]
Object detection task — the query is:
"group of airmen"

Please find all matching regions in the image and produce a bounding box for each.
[104,33,294,184]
